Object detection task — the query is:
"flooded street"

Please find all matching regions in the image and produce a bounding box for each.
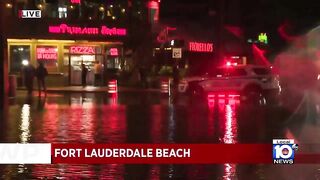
[0,91,319,179]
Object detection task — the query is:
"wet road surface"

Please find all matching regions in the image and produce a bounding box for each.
[0,91,319,179]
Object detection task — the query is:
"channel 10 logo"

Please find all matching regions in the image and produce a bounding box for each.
[273,139,298,164]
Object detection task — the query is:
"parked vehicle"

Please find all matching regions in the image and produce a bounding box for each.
[185,64,281,104]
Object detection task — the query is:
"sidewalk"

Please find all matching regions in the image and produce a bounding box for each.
[18,86,161,93]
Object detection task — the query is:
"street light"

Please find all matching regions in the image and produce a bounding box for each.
[99,6,105,12]
[5,3,12,8]
[22,60,29,66]
[170,40,174,46]
[37,4,43,9]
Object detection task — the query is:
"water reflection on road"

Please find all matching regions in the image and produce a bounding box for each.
[0,92,290,179]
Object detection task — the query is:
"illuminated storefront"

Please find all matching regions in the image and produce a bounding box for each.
[7,23,127,86]
[153,41,215,66]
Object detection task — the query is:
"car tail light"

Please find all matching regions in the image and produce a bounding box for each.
[207,92,240,107]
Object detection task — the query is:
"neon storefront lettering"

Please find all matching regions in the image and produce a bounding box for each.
[109,48,118,56]
[70,0,81,4]
[189,42,214,52]
[48,24,127,36]
[36,47,57,60]
[70,46,95,54]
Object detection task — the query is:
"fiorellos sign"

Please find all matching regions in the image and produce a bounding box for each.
[189,42,214,52]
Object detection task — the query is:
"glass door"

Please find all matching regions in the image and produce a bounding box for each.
[70,55,95,85]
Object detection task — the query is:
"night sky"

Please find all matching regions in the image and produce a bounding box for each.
[160,0,320,55]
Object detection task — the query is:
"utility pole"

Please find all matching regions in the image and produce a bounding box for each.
[0,2,4,110]
[0,2,8,110]
[216,0,225,63]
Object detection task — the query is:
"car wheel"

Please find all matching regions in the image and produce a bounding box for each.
[243,85,263,104]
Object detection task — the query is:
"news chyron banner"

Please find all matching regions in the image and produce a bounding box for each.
[0,142,319,164]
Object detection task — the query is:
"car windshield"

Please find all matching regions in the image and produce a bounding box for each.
[208,67,247,77]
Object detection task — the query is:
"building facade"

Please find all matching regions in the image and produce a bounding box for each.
[2,0,153,87]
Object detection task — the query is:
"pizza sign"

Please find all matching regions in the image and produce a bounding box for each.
[70,46,95,54]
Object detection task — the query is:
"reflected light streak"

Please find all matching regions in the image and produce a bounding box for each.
[102,105,127,143]
[20,104,31,143]
[168,164,174,179]
[223,163,236,180]
[109,93,118,106]
[100,164,124,179]
[151,105,163,143]
[80,108,95,143]
[223,104,237,144]
[168,103,175,143]
[149,165,161,180]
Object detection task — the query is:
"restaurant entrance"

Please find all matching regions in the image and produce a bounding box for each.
[7,39,125,87]
[68,46,103,86]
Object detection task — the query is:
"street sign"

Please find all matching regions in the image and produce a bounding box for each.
[172,48,182,58]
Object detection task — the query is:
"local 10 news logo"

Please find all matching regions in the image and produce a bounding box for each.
[273,139,298,164]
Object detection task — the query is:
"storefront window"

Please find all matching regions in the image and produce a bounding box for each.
[106,47,121,69]
[64,45,102,85]
[10,45,30,73]
[36,46,58,72]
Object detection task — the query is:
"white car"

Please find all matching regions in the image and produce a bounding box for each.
[190,65,281,102]
[178,75,209,93]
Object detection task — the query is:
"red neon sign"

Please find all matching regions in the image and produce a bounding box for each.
[70,46,95,54]
[71,0,81,4]
[109,48,118,56]
[36,47,57,60]
[148,1,159,9]
[49,24,127,36]
[189,42,214,52]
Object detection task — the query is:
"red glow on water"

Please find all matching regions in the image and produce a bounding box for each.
[151,105,164,143]
[110,93,118,105]
[223,104,237,144]
[207,93,240,108]
[101,105,127,143]
[208,94,215,108]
